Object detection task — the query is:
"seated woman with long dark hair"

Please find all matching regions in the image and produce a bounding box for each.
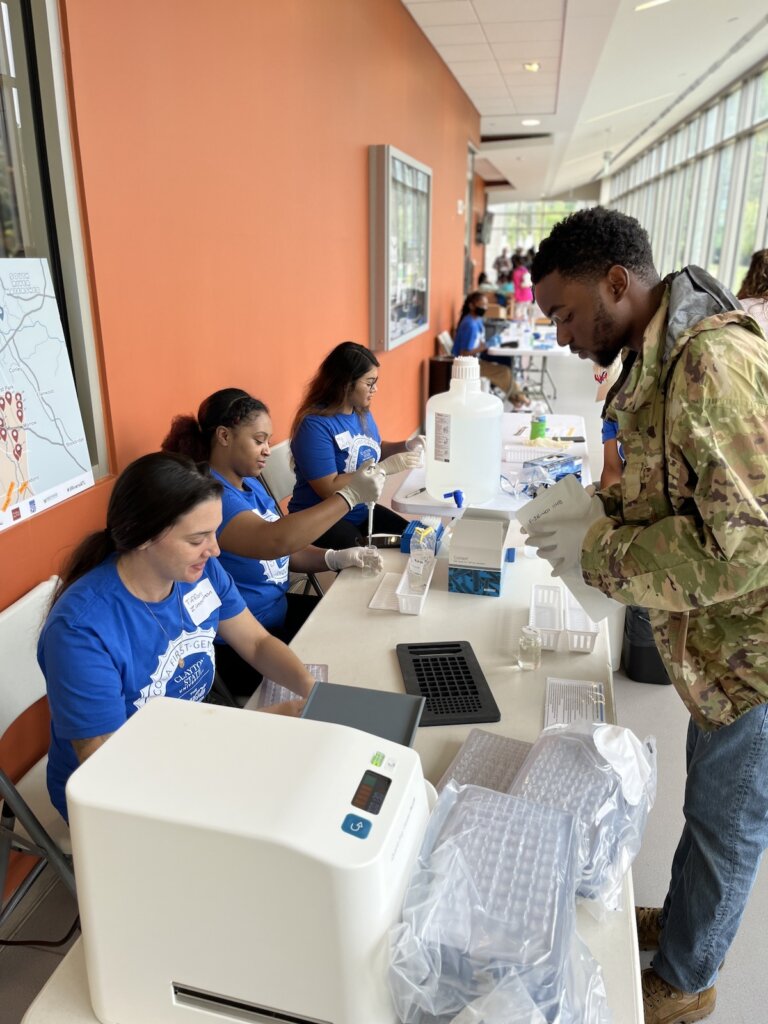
[289,342,420,548]
[38,452,315,822]
[162,388,386,692]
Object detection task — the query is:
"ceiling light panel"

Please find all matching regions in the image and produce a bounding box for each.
[491,40,562,60]
[424,23,486,45]
[474,0,563,20]
[436,42,494,61]
[489,21,563,43]
[405,2,479,28]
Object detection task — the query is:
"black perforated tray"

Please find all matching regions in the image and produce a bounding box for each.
[395,641,501,727]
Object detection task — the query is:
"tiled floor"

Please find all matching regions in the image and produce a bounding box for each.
[4,349,768,1022]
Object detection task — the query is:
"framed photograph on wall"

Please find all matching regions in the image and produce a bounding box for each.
[369,145,432,351]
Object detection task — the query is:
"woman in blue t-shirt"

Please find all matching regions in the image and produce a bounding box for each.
[289,342,420,548]
[162,388,387,693]
[38,452,315,821]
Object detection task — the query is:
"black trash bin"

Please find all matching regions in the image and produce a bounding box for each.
[622,606,672,685]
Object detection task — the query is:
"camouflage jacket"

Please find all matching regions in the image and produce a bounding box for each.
[582,268,768,729]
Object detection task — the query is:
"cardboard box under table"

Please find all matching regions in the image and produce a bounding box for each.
[448,508,510,596]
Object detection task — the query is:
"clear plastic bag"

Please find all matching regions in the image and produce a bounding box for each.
[509,721,656,911]
[388,783,610,1023]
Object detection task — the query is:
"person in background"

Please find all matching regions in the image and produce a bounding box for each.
[529,206,768,1024]
[162,389,385,694]
[39,452,316,822]
[496,272,514,306]
[289,342,420,549]
[512,253,534,321]
[452,291,529,408]
[737,248,768,336]
[493,246,512,280]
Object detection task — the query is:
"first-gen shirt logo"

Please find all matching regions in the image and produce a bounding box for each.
[334,431,381,474]
[133,627,216,709]
[253,507,289,585]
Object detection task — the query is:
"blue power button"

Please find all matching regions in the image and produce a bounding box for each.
[341,814,372,839]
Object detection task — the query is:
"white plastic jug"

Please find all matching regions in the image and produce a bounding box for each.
[425,356,503,503]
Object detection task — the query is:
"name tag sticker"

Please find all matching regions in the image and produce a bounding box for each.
[334,430,353,450]
[183,579,222,625]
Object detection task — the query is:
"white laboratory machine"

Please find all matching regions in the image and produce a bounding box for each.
[66,697,434,1024]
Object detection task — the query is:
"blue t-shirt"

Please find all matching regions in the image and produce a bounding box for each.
[453,315,505,365]
[289,411,381,525]
[452,315,484,356]
[212,469,289,630]
[38,557,245,821]
[601,417,625,462]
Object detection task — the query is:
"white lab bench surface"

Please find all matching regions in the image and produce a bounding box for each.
[22,550,641,1024]
[391,411,591,518]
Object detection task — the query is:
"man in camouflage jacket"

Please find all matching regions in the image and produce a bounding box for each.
[531,207,768,1024]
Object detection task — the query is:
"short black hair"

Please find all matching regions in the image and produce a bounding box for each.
[531,207,657,286]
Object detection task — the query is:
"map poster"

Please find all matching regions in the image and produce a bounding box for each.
[0,258,93,532]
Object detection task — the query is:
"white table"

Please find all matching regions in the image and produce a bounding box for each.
[486,339,570,408]
[286,552,642,1023]
[21,551,641,1024]
[391,411,590,518]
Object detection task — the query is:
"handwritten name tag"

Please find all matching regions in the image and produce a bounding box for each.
[183,578,222,626]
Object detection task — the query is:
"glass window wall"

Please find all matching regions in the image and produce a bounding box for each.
[607,61,768,291]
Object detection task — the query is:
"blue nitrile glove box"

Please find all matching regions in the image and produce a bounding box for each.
[400,520,445,555]
[448,509,509,597]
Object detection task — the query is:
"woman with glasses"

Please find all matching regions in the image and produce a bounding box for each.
[289,341,419,548]
[162,388,387,695]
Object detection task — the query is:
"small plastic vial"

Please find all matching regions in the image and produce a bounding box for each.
[361,545,380,578]
[518,626,543,670]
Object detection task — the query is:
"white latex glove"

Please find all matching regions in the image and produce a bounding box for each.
[324,546,383,573]
[405,434,427,454]
[334,458,385,509]
[378,451,422,475]
[524,494,606,577]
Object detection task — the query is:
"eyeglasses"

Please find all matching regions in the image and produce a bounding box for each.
[361,377,379,392]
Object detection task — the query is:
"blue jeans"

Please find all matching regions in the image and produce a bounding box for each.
[654,704,768,992]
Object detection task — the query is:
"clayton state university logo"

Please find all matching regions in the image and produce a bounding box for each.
[133,628,216,710]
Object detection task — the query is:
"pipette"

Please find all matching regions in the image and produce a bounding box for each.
[367,501,375,547]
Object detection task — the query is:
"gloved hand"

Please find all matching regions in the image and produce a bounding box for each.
[378,450,422,475]
[405,434,427,454]
[324,546,384,573]
[334,458,385,510]
[524,493,606,577]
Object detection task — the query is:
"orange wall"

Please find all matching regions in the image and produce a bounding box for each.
[1,0,480,608]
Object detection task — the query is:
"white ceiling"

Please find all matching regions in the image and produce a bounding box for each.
[402,0,768,202]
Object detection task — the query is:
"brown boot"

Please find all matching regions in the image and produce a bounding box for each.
[636,906,663,951]
[642,969,716,1024]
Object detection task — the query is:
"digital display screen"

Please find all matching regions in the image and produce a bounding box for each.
[351,770,392,816]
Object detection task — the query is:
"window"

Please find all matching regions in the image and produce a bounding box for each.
[756,68,768,123]
[722,90,740,139]
[707,145,735,279]
[0,0,106,473]
[607,61,768,289]
[734,128,768,290]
